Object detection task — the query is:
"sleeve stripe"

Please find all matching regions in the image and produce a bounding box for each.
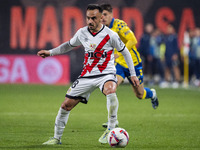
[118,46,125,52]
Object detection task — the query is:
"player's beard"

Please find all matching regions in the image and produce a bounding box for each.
[89,22,102,33]
[88,23,96,31]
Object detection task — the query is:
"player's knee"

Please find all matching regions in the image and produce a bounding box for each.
[136,94,143,99]
[105,88,116,95]
[61,103,72,111]
[61,101,73,111]
[103,86,116,95]
[103,82,117,95]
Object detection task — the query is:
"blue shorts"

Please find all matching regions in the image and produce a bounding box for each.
[116,63,143,84]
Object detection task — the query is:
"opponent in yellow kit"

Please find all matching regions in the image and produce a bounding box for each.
[110,18,144,82]
[111,18,141,67]
[100,4,159,129]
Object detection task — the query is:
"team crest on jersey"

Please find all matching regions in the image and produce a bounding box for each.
[90,44,96,50]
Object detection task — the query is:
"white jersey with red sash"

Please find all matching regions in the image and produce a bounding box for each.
[69,25,125,77]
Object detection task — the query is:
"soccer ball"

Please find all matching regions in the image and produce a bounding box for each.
[107,127,129,148]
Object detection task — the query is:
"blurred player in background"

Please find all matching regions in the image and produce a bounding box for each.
[100,3,159,129]
[163,24,181,88]
[189,28,200,87]
[37,4,139,145]
[149,28,165,85]
[139,23,154,81]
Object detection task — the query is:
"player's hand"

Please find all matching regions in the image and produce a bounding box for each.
[130,76,140,87]
[37,50,50,58]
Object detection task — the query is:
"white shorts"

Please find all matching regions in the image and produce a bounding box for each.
[65,74,117,104]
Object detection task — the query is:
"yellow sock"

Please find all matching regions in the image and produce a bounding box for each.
[142,89,147,99]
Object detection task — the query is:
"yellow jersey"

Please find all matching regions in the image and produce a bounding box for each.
[109,18,142,67]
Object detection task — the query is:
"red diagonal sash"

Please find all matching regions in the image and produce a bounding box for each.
[81,34,110,76]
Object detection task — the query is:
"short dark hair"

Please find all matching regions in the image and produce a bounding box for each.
[100,4,113,13]
[87,4,103,13]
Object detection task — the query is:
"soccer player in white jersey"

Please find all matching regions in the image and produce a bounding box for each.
[37,4,139,145]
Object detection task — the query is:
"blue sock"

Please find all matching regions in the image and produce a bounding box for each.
[144,88,153,99]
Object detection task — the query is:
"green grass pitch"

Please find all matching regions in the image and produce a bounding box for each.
[0,84,200,150]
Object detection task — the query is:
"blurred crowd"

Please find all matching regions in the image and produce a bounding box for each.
[138,23,200,88]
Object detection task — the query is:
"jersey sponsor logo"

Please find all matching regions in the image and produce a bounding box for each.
[87,51,107,58]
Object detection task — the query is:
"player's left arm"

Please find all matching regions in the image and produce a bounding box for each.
[112,32,139,87]
[120,47,140,87]
[118,22,137,50]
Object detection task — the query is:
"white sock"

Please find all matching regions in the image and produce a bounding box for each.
[107,93,118,130]
[54,107,70,140]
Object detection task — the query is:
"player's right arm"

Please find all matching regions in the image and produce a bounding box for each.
[37,29,82,58]
[37,42,73,58]
[37,50,50,58]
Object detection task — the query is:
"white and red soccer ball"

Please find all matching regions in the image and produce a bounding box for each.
[107,127,129,148]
